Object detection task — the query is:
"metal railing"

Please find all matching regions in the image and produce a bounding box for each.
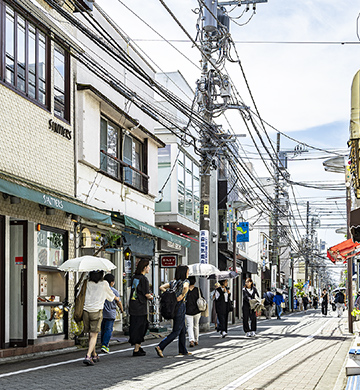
[100,150,149,193]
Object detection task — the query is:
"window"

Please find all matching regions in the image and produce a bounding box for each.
[1,2,48,106]
[156,145,171,212]
[100,116,148,193]
[53,44,69,120]
[177,150,200,222]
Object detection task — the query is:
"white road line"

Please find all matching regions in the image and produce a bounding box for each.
[221,319,330,390]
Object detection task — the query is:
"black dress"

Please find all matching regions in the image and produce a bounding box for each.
[214,286,231,334]
[128,274,150,345]
[242,287,259,333]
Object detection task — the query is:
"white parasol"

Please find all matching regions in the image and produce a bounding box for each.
[58,255,116,272]
[188,263,221,276]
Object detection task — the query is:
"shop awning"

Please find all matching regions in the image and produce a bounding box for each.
[112,213,191,248]
[0,175,112,225]
[327,239,360,263]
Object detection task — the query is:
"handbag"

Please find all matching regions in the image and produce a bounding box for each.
[74,280,87,324]
[281,302,286,309]
[228,299,234,312]
[197,288,207,312]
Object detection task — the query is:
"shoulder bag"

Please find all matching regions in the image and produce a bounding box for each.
[74,280,87,324]
[197,288,207,312]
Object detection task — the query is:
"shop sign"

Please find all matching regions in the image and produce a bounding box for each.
[160,255,177,268]
[48,119,72,140]
[167,241,181,250]
[15,256,23,265]
[236,222,249,242]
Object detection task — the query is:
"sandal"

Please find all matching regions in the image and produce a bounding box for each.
[155,346,164,358]
[92,353,100,363]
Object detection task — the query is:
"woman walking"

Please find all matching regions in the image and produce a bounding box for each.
[185,276,203,347]
[214,280,231,338]
[242,278,259,337]
[273,290,285,319]
[129,259,153,356]
[83,270,120,366]
[321,289,328,316]
[155,265,190,357]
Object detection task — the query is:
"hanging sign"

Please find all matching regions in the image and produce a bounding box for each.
[199,230,209,264]
[236,222,249,242]
[160,255,177,268]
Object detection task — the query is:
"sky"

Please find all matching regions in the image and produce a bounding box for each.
[95,0,360,273]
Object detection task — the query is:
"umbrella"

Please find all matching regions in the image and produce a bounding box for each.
[333,287,346,293]
[207,270,239,280]
[58,255,117,272]
[188,263,221,276]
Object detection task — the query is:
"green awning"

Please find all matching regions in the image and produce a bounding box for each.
[112,213,191,248]
[0,177,112,225]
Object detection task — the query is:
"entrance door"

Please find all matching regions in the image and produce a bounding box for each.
[9,220,28,347]
[0,216,5,349]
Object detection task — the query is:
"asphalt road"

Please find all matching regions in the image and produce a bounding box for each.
[0,310,352,390]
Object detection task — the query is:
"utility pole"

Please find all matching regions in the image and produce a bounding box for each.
[305,201,310,283]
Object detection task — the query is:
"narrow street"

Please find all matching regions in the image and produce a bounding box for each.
[0,311,351,390]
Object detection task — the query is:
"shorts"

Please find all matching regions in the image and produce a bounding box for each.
[83,310,103,333]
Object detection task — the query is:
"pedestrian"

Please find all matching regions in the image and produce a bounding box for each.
[294,296,298,311]
[302,294,309,312]
[313,296,318,310]
[263,287,274,319]
[214,279,232,338]
[185,276,203,347]
[82,270,120,366]
[128,259,153,356]
[101,274,124,354]
[334,289,345,317]
[321,289,328,316]
[273,290,285,319]
[155,265,190,358]
[243,278,259,337]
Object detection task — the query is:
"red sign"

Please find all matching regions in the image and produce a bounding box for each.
[15,256,23,265]
[160,255,177,268]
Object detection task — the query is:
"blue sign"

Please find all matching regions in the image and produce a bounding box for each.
[236,222,249,242]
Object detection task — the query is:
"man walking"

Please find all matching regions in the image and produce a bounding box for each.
[335,290,345,317]
[321,289,328,316]
[263,288,274,319]
[273,290,285,319]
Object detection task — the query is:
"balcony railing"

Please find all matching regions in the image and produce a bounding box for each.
[100,149,149,193]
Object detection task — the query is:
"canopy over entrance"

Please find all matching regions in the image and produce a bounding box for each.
[327,239,360,263]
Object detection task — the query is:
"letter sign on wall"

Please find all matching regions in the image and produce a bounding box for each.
[160,255,177,268]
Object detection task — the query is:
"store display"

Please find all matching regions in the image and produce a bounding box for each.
[37,305,64,336]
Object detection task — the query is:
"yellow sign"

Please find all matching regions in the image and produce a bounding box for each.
[204,205,209,215]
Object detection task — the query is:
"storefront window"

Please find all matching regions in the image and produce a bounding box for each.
[37,229,65,267]
[37,304,64,336]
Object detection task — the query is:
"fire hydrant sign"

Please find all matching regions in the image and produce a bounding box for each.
[160,255,177,268]
[199,230,209,264]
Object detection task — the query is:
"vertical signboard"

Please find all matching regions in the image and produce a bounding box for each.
[199,230,209,264]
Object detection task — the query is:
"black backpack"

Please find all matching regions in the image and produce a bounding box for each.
[160,281,181,320]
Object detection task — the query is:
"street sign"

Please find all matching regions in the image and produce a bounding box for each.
[236,222,249,242]
[199,230,209,264]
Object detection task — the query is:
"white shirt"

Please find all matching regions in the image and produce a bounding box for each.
[83,280,115,312]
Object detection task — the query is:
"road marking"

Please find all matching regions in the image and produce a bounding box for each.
[221,319,330,390]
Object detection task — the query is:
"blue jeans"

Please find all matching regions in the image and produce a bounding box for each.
[276,305,282,318]
[159,302,187,354]
[101,318,115,347]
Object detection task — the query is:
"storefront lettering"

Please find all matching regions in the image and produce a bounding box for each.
[48,119,72,140]
[139,225,152,235]
[42,194,64,209]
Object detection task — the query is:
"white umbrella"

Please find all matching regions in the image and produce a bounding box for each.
[207,270,239,280]
[188,263,221,276]
[58,255,116,272]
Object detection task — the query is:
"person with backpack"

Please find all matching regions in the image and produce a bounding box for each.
[263,287,274,319]
[128,259,153,356]
[335,290,345,317]
[185,276,203,347]
[100,274,124,354]
[155,265,190,358]
[243,278,259,337]
[214,279,232,338]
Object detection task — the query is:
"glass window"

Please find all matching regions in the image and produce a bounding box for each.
[193,164,200,223]
[100,117,120,178]
[156,145,171,212]
[5,6,14,85]
[38,33,46,105]
[177,153,185,216]
[54,44,65,118]
[37,229,65,267]
[17,16,25,92]
[28,24,36,99]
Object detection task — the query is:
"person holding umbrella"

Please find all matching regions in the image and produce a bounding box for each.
[83,270,120,366]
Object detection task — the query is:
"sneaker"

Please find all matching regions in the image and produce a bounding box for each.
[101,345,110,354]
[178,352,192,356]
[91,354,100,363]
[222,331,227,338]
[246,332,252,337]
[83,355,94,366]
[139,347,146,354]
[251,332,256,337]
[133,349,146,356]
[155,346,164,358]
